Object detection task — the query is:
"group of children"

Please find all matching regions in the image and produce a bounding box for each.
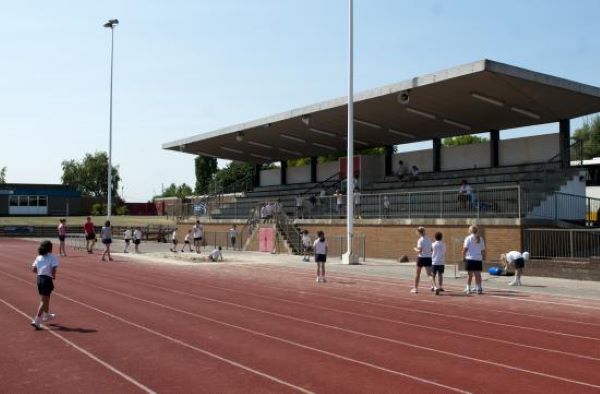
[168,221,228,262]
[411,224,529,295]
[81,217,143,261]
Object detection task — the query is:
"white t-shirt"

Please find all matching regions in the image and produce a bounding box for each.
[134,229,142,240]
[319,189,326,198]
[32,254,59,277]
[184,233,191,242]
[417,236,433,258]
[354,192,361,205]
[505,251,522,262]
[210,249,222,260]
[336,193,343,205]
[172,230,178,241]
[313,239,328,255]
[302,234,311,247]
[432,241,446,265]
[383,196,390,209]
[101,226,112,240]
[193,224,203,238]
[464,234,485,260]
[295,196,303,207]
[229,228,238,238]
[460,184,473,196]
[124,229,132,240]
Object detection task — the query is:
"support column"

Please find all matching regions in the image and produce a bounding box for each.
[253,164,261,187]
[310,156,317,183]
[559,119,571,169]
[384,145,394,176]
[432,138,441,172]
[280,160,287,185]
[490,130,499,168]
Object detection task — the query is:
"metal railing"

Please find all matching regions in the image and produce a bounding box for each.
[523,228,600,259]
[527,192,600,225]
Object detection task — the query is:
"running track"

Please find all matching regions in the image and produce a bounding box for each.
[1,239,599,393]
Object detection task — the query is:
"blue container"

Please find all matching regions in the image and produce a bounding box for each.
[488,266,503,276]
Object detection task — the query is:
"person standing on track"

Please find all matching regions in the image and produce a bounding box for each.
[411,226,434,294]
[229,225,238,250]
[123,228,132,253]
[133,226,142,253]
[313,230,328,283]
[501,250,529,286]
[431,231,446,295]
[57,218,67,257]
[83,217,96,254]
[31,240,59,330]
[100,220,114,262]
[301,229,312,262]
[192,220,203,254]
[463,225,485,294]
[170,228,178,252]
[181,229,193,252]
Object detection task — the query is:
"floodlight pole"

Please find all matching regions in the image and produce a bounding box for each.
[104,19,118,220]
[343,0,355,264]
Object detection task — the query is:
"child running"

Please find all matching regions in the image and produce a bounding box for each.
[463,225,485,294]
[57,218,67,256]
[181,229,193,252]
[31,240,59,329]
[170,228,178,252]
[133,227,142,253]
[411,226,433,293]
[208,246,223,262]
[301,230,312,262]
[313,230,328,283]
[123,228,132,253]
[431,231,446,295]
[100,220,113,262]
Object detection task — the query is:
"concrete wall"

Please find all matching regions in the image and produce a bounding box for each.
[317,161,339,182]
[360,155,385,187]
[500,133,559,166]
[393,149,433,173]
[442,142,491,170]
[260,168,281,186]
[287,165,311,184]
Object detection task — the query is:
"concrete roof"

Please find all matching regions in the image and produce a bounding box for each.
[162,59,600,163]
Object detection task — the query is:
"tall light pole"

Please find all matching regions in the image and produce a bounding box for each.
[103,18,118,220]
[343,0,356,264]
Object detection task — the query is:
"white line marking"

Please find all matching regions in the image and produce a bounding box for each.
[0,297,156,394]
[62,273,600,390]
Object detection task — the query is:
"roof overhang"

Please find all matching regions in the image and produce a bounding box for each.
[162,59,600,163]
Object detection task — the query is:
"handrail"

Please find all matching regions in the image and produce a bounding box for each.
[300,171,341,197]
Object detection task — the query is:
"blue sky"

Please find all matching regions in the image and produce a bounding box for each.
[1,0,599,201]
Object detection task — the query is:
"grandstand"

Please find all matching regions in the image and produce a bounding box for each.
[163,59,600,264]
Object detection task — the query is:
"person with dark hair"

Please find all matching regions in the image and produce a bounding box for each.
[83,216,96,254]
[431,232,446,295]
[100,220,113,262]
[313,230,328,282]
[463,225,485,294]
[57,218,67,257]
[31,240,59,329]
[458,180,473,209]
[411,226,433,294]
[301,230,312,262]
[208,246,223,262]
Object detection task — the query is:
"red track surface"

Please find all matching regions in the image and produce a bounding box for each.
[1,239,599,393]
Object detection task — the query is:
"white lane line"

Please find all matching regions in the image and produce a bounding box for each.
[60,272,600,391]
[80,281,470,394]
[0,272,314,394]
[0,298,156,394]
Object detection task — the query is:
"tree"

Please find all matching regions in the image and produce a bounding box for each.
[214,161,254,189]
[160,183,193,199]
[442,135,488,147]
[194,155,218,195]
[573,115,600,159]
[0,167,6,184]
[61,152,121,197]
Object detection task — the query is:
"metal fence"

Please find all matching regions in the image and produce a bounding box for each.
[527,192,600,225]
[523,228,600,259]
[0,225,175,241]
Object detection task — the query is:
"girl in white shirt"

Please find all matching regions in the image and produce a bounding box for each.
[463,225,485,294]
[31,240,59,329]
[123,228,132,253]
[170,229,178,253]
[313,231,328,283]
[100,220,113,262]
[208,246,223,262]
[302,230,312,262]
[181,229,193,252]
[431,232,447,295]
[411,226,434,293]
[133,227,142,253]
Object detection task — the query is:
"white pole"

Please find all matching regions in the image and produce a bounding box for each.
[345,0,354,263]
[107,24,115,220]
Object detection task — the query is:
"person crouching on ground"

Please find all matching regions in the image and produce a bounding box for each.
[100,220,114,262]
[431,231,446,295]
[31,240,59,329]
[501,251,529,286]
[208,246,223,262]
[313,231,328,283]
[463,225,485,294]
[411,226,433,293]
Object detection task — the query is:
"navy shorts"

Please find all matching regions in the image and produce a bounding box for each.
[513,257,525,269]
[37,275,54,296]
[465,259,483,271]
[125,239,131,244]
[86,233,96,241]
[417,257,432,267]
[134,239,141,245]
[102,238,112,245]
[432,265,445,274]
[315,254,327,263]
[58,235,66,242]
[194,237,202,242]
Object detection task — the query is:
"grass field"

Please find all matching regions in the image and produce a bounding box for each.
[0,216,176,227]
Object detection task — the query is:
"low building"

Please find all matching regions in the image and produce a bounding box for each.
[0,184,81,216]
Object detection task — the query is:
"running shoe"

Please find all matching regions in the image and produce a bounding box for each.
[31,318,41,330]
[322,277,327,283]
[477,287,483,294]
[438,288,445,292]
[508,280,517,286]
[435,288,441,296]
[42,313,55,322]
[464,286,471,294]
[430,286,435,292]
[316,276,321,282]
[410,288,418,293]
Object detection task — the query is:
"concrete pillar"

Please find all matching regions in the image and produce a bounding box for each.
[490,130,499,168]
[280,160,287,185]
[384,145,394,176]
[432,138,441,172]
[559,119,570,169]
[310,156,317,183]
[253,164,261,187]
